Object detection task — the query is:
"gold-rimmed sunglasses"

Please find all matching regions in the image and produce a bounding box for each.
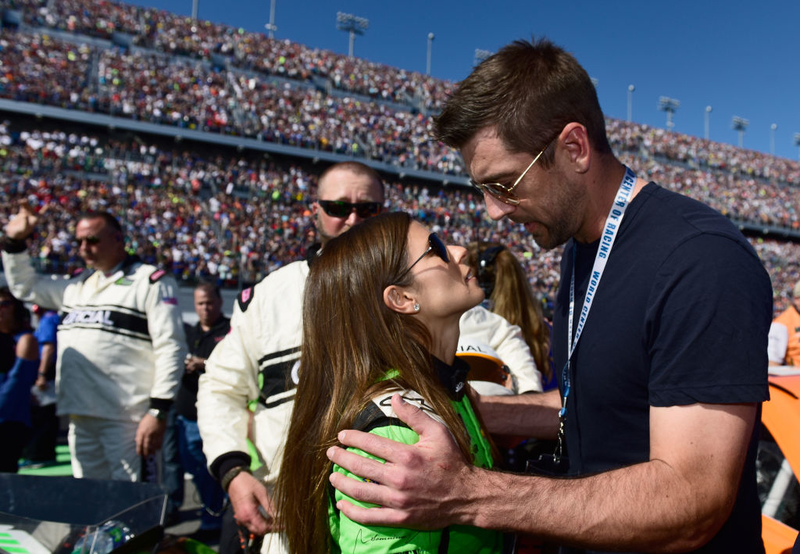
[469,140,554,206]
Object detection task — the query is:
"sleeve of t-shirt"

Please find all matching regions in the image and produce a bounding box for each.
[36,315,59,345]
[332,424,443,554]
[645,233,772,406]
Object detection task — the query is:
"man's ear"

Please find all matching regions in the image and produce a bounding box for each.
[383,285,417,315]
[311,201,320,216]
[560,122,591,174]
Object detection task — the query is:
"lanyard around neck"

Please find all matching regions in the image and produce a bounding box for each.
[555,166,637,460]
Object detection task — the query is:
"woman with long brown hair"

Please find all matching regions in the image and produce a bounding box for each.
[468,242,554,389]
[275,212,507,553]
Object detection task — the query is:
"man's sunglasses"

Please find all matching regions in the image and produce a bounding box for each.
[76,236,102,245]
[469,139,554,206]
[397,233,449,281]
[318,200,382,219]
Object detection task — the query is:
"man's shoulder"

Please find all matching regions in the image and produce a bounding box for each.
[235,260,310,314]
[632,184,757,261]
[641,184,741,237]
[118,258,174,286]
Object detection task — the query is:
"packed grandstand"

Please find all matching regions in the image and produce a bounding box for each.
[0,0,799,312]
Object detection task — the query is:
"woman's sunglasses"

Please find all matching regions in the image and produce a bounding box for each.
[318,200,382,219]
[397,233,449,280]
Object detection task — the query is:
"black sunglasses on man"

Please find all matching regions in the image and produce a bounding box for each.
[318,200,382,219]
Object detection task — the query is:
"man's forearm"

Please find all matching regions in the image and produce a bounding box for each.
[464,459,724,552]
[475,389,560,438]
[38,343,56,377]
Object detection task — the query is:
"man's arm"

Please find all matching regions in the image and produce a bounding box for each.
[197,294,271,535]
[328,394,756,552]
[34,342,56,390]
[137,274,187,457]
[471,389,560,438]
[2,202,68,310]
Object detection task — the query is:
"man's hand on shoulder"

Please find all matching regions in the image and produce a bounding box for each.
[228,470,277,535]
[5,200,39,240]
[326,394,477,529]
[135,412,166,457]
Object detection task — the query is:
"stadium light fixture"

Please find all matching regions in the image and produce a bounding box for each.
[793,133,800,160]
[658,96,680,132]
[336,12,369,57]
[265,0,278,39]
[426,33,435,76]
[474,49,493,66]
[627,84,635,122]
[704,106,712,140]
[770,123,777,155]
[731,116,749,148]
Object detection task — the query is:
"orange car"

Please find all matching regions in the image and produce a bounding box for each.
[760,368,800,553]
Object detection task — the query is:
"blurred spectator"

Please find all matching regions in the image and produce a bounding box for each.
[770,279,800,366]
[0,287,39,473]
[468,242,554,391]
[21,303,59,465]
[177,281,229,542]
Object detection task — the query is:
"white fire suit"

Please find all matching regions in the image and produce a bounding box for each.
[2,251,186,479]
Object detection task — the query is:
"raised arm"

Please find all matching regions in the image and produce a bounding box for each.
[2,202,68,310]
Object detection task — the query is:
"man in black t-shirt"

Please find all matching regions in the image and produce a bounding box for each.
[325,38,771,554]
[176,281,230,540]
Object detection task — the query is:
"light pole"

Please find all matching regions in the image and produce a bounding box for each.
[794,133,800,160]
[731,116,749,148]
[191,0,198,20]
[426,32,434,75]
[336,12,369,58]
[474,49,492,66]
[770,123,777,155]
[658,96,680,131]
[704,106,712,140]
[627,84,635,122]
[265,0,277,39]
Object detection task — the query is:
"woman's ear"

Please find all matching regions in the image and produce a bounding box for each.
[383,285,417,314]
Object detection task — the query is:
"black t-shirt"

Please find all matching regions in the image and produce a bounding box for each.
[553,183,771,553]
[175,316,231,420]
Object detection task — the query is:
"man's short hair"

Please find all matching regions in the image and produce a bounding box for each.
[317,161,384,201]
[78,211,123,233]
[434,37,612,165]
[195,280,222,299]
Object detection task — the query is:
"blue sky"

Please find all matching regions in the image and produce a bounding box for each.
[129,0,800,160]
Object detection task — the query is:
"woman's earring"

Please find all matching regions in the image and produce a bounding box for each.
[413,303,420,312]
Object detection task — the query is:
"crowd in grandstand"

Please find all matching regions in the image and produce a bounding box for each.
[2,120,800,313]
[7,0,456,109]
[3,19,800,184]
[0,0,800,313]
